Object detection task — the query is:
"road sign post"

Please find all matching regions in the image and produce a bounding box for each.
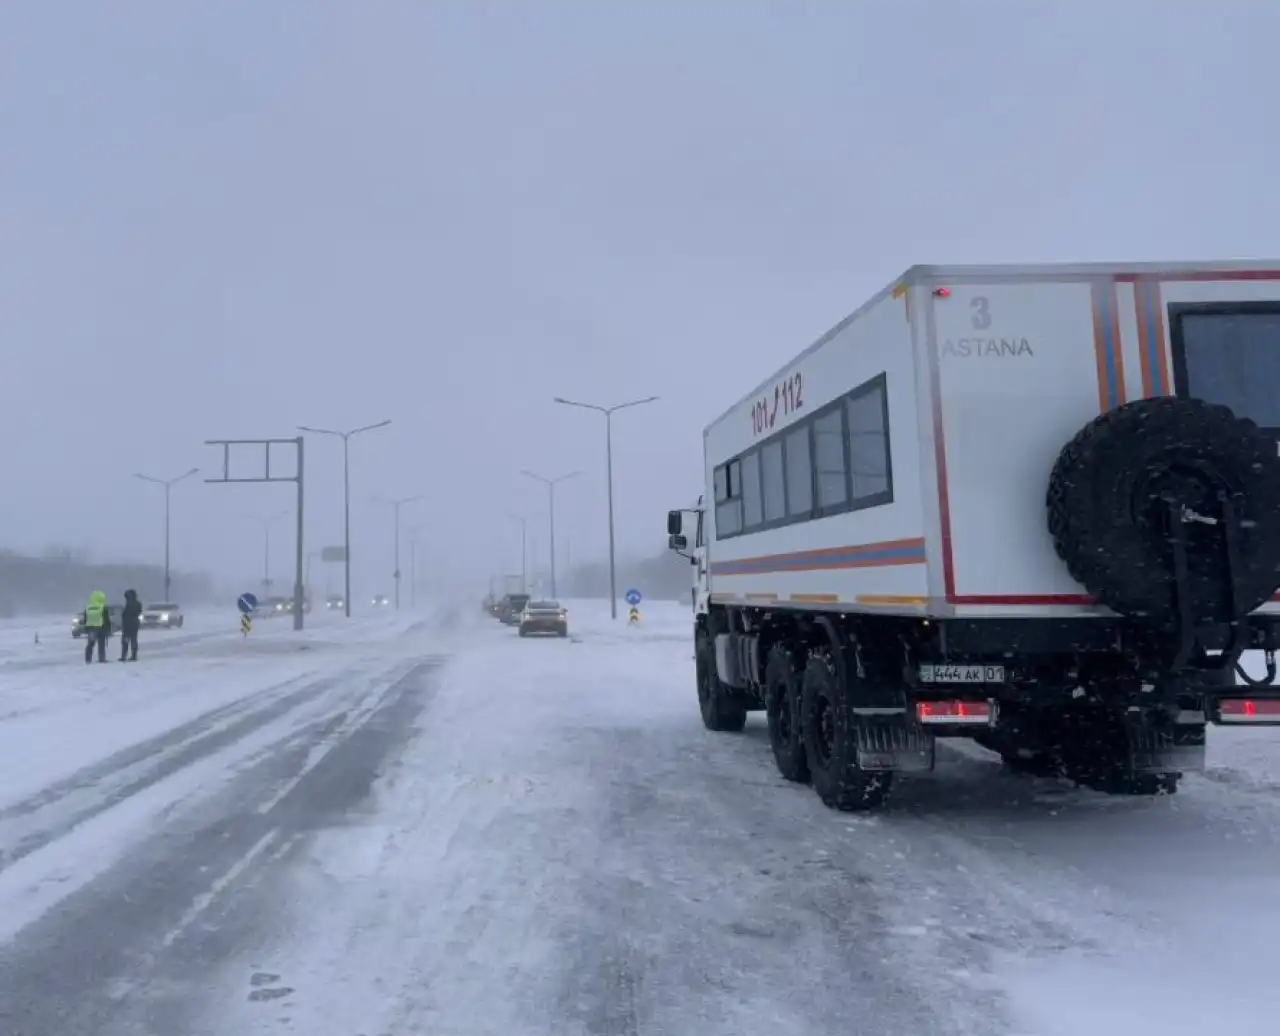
[625,588,642,607]
[237,591,257,636]
[204,437,306,631]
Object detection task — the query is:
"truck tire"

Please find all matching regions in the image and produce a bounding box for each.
[1047,396,1280,628]
[800,650,892,811]
[764,645,810,783]
[696,635,747,733]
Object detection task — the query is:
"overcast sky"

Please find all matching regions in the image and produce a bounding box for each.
[1,0,1275,597]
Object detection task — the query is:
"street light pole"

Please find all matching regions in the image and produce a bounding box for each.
[507,512,528,593]
[374,495,423,610]
[519,470,580,599]
[134,467,200,602]
[553,394,659,618]
[410,531,418,609]
[407,524,429,609]
[298,420,391,617]
[251,510,290,593]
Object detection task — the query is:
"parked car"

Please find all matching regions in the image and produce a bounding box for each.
[142,602,184,629]
[498,593,531,625]
[518,600,568,638]
[71,605,122,638]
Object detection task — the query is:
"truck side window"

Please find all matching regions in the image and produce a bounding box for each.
[740,450,763,528]
[716,459,743,536]
[760,440,786,522]
[784,426,813,517]
[812,407,849,510]
[846,374,893,507]
[695,509,705,548]
[1173,304,1280,434]
[714,464,729,503]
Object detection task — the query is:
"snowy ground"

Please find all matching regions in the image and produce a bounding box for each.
[1,599,1279,1034]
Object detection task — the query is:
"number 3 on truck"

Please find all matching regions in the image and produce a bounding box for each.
[750,372,804,436]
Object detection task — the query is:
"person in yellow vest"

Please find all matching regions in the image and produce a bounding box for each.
[81,589,112,664]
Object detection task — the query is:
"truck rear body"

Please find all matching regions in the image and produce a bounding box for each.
[703,261,1280,624]
[674,260,1280,811]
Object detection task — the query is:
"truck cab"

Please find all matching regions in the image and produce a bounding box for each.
[667,495,708,617]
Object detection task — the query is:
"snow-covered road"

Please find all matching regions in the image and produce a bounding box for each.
[1,600,1279,1035]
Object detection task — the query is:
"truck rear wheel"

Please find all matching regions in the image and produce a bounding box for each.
[696,635,747,733]
[764,645,809,783]
[801,650,892,811]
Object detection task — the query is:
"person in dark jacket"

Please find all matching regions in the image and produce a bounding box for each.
[82,590,112,664]
[119,588,142,662]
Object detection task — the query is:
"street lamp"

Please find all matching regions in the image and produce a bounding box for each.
[297,420,391,617]
[553,394,659,618]
[251,510,290,593]
[133,467,200,603]
[507,512,528,593]
[407,524,430,609]
[373,494,423,610]
[519,470,580,599]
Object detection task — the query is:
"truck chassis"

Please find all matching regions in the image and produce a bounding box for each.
[689,594,1280,809]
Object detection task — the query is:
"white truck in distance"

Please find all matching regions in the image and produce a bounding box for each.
[668,260,1280,811]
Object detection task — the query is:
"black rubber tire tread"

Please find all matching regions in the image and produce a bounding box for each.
[800,650,892,811]
[696,635,748,733]
[1047,396,1280,628]
[764,645,810,783]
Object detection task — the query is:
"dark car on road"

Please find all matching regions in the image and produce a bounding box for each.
[498,593,531,625]
[518,600,568,638]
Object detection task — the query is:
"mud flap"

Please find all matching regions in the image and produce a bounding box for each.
[855,722,935,773]
[1128,715,1206,775]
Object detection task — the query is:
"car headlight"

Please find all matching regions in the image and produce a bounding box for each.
[159,613,169,621]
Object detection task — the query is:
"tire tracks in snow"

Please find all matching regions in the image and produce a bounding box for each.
[0,669,342,874]
[0,656,445,1036]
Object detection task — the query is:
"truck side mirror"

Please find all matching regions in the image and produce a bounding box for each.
[667,510,683,536]
[669,534,688,551]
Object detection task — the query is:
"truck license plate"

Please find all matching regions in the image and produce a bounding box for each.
[919,664,1005,684]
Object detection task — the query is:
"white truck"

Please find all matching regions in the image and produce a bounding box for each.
[667,260,1280,811]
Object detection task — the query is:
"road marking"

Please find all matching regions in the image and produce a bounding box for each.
[159,828,279,949]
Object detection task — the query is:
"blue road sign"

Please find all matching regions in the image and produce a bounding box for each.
[237,592,259,615]
[625,588,642,607]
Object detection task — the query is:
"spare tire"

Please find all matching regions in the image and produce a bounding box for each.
[1047,396,1280,629]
